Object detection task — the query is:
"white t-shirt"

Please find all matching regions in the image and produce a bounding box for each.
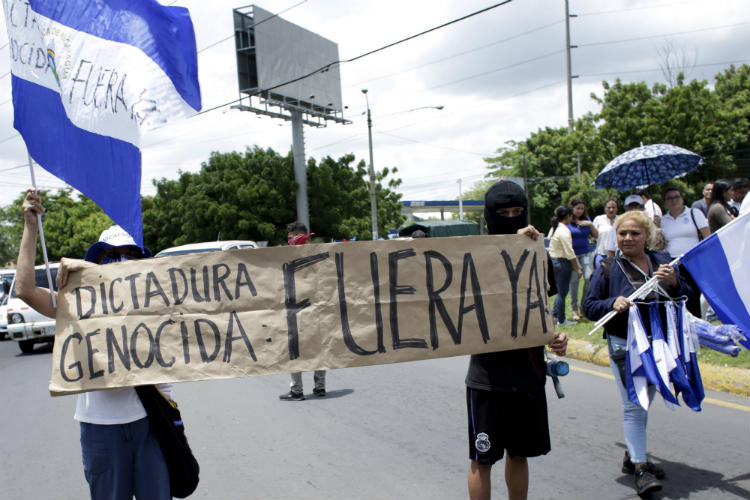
[592,214,617,255]
[740,195,750,215]
[643,198,662,221]
[604,220,618,253]
[661,207,708,257]
[74,384,173,425]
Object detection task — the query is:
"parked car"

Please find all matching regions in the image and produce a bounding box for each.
[5,263,59,353]
[0,269,16,341]
[155,240,259,257]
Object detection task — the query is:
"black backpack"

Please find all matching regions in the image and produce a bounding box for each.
[135,385,200,498]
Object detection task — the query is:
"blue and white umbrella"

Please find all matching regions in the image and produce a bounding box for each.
[595,144,703,191]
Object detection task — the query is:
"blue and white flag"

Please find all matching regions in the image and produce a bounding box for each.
[665,302,701,411]
[625,305,659,410]
[678,302,705,408]
[3,0,201,245]
[648,302,680,409]
[681,212,750,350]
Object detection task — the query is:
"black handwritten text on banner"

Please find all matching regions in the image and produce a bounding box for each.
[50,235,553,395]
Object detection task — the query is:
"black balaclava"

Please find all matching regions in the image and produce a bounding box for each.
[484,180,529,235]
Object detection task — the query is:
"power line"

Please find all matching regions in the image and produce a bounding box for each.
[345,19,562,89]
[196,0,309,54]
[196,0,514,116]
[379,132,491,157]
[578,59,749,78]
[578,0,705,17]
[578,22,748,49]
[0,133,20,145]
[414,49,564,94]
[0,163,28,174]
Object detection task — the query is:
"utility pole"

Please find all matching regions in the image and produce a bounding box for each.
[522,153,530,222]
[362,89,378,240]
[564,0,577,133]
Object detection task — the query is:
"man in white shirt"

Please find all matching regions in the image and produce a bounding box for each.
[638,189,662,226]
[728,178,749,216]
[741,191,750,215]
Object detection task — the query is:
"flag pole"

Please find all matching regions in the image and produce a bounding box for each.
[588,255,681,336]
[27,154,57,309]
[588,212,749,336]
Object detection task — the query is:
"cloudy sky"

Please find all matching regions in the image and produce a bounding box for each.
[0,0,748,208]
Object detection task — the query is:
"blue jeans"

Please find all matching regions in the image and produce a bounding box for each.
[608,335,656,464]
[551,258,572,323]
[569,253,593,311]
[80,417,170,500]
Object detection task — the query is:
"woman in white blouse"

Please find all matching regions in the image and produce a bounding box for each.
[592,198,619,269]
[548,205,582,326]
[660,186,709,316]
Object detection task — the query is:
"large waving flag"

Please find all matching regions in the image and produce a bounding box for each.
[3,0,201,245]
[681,212,750,350]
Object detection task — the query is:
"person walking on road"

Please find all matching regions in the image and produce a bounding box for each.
[279,221,327,401]
[466,180,568,500]
[566,198,597,321]
[548,205,582,326]
[582,210,692,496]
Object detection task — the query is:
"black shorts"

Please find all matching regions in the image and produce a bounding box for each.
[466,386,550,465]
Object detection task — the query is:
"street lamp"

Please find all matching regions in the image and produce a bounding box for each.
[362,89,378,240]
[361,89,444,240]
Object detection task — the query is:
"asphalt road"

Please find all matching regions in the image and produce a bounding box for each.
[1,339,748,500]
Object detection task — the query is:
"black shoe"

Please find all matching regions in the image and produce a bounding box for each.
[313,387,326,397]
[623,451,665,479]
[635,467,662,495]
[279,391,305,401]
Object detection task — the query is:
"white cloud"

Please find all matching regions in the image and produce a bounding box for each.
[0,0,747,208]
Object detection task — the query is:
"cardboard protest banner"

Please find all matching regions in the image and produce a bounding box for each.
[50,235,554,395]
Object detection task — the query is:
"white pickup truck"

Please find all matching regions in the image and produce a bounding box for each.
[3,264,58,354]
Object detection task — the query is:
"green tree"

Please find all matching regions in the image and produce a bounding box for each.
[486,65,750,227]
[453,178,495,226]
[0,189,111,265]
[142,146,405,250]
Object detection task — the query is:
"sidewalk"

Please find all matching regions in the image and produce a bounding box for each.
[566,338,750,397]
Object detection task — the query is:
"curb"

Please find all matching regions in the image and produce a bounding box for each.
[565,338,749,397]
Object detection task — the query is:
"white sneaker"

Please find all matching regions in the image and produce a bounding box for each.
[558,320,578,327]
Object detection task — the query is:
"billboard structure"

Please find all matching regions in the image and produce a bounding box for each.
[233,5,350,230]
[233,5,348,127]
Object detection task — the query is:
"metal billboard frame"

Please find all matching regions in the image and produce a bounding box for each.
[232,5,350,127]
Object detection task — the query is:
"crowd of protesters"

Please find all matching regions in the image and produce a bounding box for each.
[548,177,748,326]
[9,176,747,500]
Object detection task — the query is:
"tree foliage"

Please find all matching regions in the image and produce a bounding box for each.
[143,146,405,251]
[0,147,405,264]
[0,189,112,265]
[478,64,749,232]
